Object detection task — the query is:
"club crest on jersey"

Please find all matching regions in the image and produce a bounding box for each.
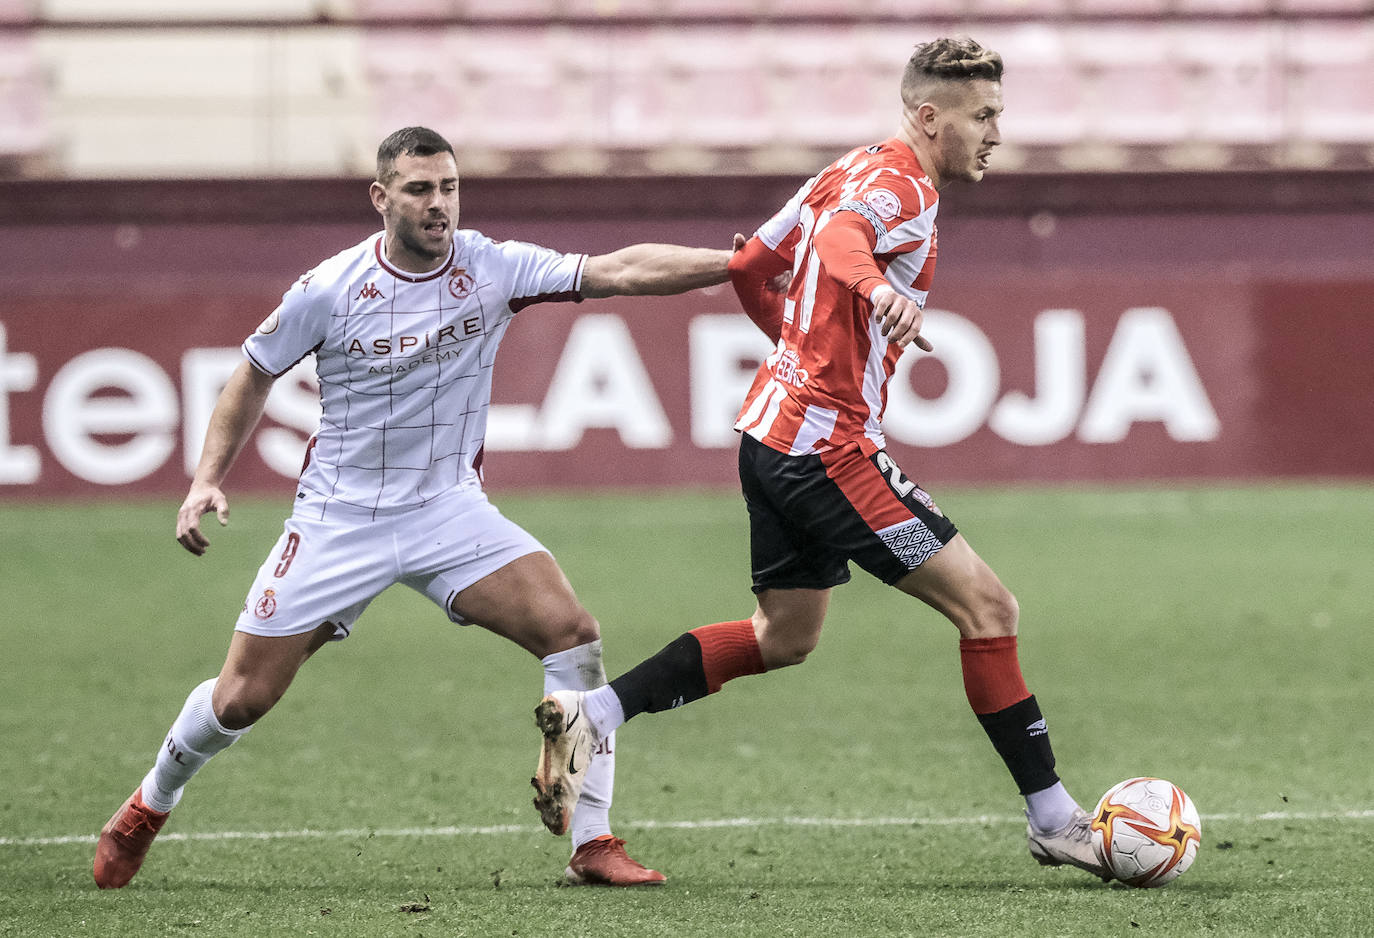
[447,266,475,299]
[254,588,278,619]
[356,282,386,301]
[863,188,902,222]
[256,310,281,335]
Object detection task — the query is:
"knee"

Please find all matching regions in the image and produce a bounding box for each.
[763,641,813,669]
[538,605,601,657]
[961,585,1020,639]
[211,678,280,731]
[753,615,820,670]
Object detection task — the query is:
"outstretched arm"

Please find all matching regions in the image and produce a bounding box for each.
[580,244,732,299]
[728,235,791,344]
[175,359,277,556]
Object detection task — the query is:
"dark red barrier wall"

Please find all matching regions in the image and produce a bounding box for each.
[1,173,1371,496]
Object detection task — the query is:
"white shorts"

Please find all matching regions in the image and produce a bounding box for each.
[234,485,546,640]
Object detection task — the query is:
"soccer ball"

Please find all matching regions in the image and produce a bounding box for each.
[1090,777,1202,888]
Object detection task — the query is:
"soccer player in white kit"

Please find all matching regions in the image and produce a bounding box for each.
[93,126,732,889]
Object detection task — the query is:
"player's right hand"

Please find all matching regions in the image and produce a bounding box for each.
[870,285,934,352]
[176,484,229,556]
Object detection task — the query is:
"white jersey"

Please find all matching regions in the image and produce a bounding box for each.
[244,230,585,512]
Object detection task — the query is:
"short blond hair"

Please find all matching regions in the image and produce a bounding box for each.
[900,37,1003,108]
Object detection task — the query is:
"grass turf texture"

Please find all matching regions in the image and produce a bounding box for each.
[2,484,1370,937]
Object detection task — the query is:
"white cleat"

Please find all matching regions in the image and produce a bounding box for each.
[1027,808,1113,881]
[531,689,595,836]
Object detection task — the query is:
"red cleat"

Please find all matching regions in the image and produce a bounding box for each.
[564,836,666,887]
[93,787,169,889]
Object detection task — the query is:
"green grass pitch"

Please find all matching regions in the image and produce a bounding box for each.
[2,484,1371,937]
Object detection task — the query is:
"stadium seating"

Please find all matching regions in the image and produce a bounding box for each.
[1177,22,1283,144]
[0,0,36,24]
[655,26,777,149]
[446,30,573,150]
[35,26,373,175]
[6,1,1374,178]
[1172,0,1270,13]
[1275,0,1370,11]
[362,29,470,152]
[978,24,1088,145]
[42,0,353,17]
[1284,20,1374,142]
[354,0,456,15]
[1068,0,1171,15]
[762,25,892,148]
[589,25,679,150]
[0,31,48,169]
[558,0,664,15]
[966,0,1073,18]
[1073,25,1191,145]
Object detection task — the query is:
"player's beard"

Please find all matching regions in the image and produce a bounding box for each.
[400,216,452,264]
[942,137,983,184]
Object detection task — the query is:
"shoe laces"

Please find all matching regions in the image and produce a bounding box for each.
[582,836,628,857]
[1062,815,1094,845]
[114,800,164,840]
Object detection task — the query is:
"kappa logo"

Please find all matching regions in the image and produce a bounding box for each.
[356,282,386,301]
[1026,718,1048,737]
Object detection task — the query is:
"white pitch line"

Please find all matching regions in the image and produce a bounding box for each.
[6,809,1374,849]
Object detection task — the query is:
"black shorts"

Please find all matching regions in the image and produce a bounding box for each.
[738,433,959,593]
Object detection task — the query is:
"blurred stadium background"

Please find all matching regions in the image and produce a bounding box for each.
[0,0,1370,496]
[2,7,1373,933]
[4,0,1374,178]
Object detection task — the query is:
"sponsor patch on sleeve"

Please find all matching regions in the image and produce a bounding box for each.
[862,187,902,222]
[256,310,281,335]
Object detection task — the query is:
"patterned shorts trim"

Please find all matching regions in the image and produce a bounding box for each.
[738,434,959,592]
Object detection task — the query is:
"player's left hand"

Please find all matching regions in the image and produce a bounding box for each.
[870,284,934,351]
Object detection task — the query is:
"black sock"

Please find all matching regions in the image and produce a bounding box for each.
[608,633,709,721]
[976,695,1060,795]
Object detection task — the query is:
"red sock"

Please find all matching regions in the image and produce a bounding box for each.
[690,621,766,694]
[959,635,1031,715]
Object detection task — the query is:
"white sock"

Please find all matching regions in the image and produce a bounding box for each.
[542,641,614,848]
[141,678,249,813]
[1025,781,1081,833]
[582,684,627,739]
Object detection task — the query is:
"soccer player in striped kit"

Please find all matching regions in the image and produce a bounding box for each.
[531,38,1113,881]
[93,126,732,889]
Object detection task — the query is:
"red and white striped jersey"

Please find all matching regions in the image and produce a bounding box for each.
[243,230,585,513]
[734,138,940,456]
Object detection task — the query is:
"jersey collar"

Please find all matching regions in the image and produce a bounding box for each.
[374,233,456,283]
